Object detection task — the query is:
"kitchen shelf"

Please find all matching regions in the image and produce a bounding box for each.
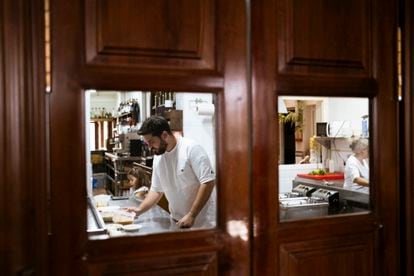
[105,152,142,196]
[117,112,133,118]
[106,174,115,183]
[105,164,127,174]
[90,118,115,122]
[314,136,350,149]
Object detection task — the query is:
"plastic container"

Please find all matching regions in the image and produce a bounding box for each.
[362,115,369,138]
[94,194,111,207]
[98,206,120,222]
[112,210,136,225]
[92,173,107,189]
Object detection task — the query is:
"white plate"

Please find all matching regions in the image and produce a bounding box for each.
[122,224,142,232]
[106,223,124,231]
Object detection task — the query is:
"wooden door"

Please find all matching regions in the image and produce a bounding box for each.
[0,0,48,274]
[49,0,249,275]
[402,0,413,275]
[252,0,400,275]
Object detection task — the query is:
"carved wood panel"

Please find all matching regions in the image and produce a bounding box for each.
[51,0,249,274]
[1,0,48,274]
[403,1,414,275]
[280,235,374,276]
[277,0,372,78]
[85,0,216,72]
[87,252,217,275]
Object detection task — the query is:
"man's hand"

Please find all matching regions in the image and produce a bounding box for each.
[176,212,196,228]
[122,190,163,217]
[124,207,140,216]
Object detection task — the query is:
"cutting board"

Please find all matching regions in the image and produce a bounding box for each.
[297,173,344,180]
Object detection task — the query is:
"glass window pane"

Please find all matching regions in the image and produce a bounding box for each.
[278,96,370,221]
[86,90,217,238]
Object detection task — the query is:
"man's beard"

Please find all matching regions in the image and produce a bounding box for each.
[154,138,168,155]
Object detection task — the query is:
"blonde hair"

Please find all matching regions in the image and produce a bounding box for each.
[350,138,369,154]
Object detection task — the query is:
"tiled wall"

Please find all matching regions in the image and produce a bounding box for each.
[279,163,323,193]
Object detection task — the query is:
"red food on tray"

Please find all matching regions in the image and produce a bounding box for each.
[297,173,344,180]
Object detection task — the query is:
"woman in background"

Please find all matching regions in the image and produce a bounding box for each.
[344,138,369,190]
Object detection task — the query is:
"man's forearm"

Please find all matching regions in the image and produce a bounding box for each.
[354,177,369,186]
[135,190,163,215]
[188,181,215,218]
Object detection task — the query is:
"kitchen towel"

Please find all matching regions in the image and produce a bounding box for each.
[196,103,215,116]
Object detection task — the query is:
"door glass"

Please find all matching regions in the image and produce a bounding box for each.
[278,96,370,221]
[85,90,217,238]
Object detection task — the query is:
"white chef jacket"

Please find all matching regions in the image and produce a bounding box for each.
[150,137,216,228]
[344,154,369,192]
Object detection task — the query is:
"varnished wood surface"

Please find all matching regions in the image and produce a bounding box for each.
[275,0,377,96]
[50,0,85,275]
[252,0,400,275]
[84,0,216,72]
[1,0,48,275]
[2,0,405,275]
[251,0,278,275]
[403,0,413,275]
[50,0,250,275]
[370,1,400,275]
[280,234,374,276]
[87,251,219,275]
[277,0,372,76]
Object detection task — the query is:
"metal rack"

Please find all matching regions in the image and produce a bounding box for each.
[105,152,142,196]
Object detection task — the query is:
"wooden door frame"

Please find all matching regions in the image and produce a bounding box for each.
[251,0,400,275]
[402,0,413,274]
[49,0,251,275]
[1,0,48,274]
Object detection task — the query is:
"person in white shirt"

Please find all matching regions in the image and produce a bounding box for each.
[344,138,369,190]
[127,116,216,228]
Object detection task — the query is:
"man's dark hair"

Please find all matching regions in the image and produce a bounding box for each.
[138,116,172,137]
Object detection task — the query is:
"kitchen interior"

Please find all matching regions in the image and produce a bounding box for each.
[87,93,371,235]
[86,90,216,237]
[278,96,370,221]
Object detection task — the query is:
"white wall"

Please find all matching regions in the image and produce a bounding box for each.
[89,91,118,114]
[321,98,369,172]
[281,96,368,137]
[279,163,324,193]
[279,96,369,174]
[177,93,216,169]
[322,97,369,137]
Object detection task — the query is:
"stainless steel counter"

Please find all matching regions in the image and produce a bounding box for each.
[293,177,369,208]
[105,152,143,161]
[88,197,205,239]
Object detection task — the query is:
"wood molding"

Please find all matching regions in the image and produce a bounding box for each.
[277,0,372,75]
[253,0,400,276]
[403,0,413,274]
[1,0,47,274]
[276,0,376,94]
[84,0,217,72]
[251,0,278,275]
[50,0,249,275]
[280,235,374,275]
[87,252,218,275]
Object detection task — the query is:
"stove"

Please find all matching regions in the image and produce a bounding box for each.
[279,185,338,220]
[279,197,329,220]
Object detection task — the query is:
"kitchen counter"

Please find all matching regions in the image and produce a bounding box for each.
[104,152,143,161]
[88,197,208,239]
[277,176,371,221]
[293,176,370,208]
